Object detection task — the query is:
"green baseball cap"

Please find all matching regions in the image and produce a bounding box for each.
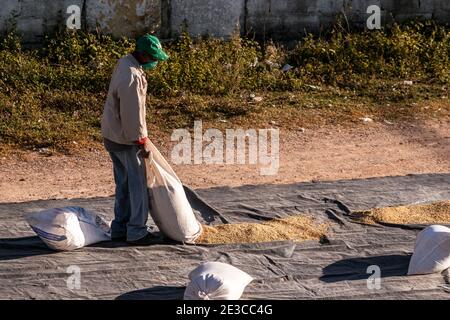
[136,34,169,61]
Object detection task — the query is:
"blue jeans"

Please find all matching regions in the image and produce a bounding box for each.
[107,145,149,241]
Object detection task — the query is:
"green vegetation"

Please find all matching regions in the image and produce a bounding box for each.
[0,20,448,153]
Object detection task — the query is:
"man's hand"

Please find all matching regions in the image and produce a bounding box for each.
[138,139,151,158]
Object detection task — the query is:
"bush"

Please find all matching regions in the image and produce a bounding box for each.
[0,21,448,151]
[147,33,262,96]
[288,20,450,85]
[1,21,448,96]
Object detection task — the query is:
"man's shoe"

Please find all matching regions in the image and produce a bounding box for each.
[126,232,163,245]
[111,235,127,242]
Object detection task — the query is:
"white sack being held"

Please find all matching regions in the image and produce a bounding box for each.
[144,139,202,243]
[26,206,111,251]
[184,262,253,300]
[408,225,450,275]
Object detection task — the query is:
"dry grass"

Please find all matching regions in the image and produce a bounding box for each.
[353,201,450,225]
[194,215,328,244]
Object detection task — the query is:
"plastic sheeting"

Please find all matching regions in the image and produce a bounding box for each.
[1,173,449,299]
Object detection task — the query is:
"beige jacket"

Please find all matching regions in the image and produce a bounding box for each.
[101,54,148,145]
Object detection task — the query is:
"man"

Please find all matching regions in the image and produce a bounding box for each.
[101,34,169,245]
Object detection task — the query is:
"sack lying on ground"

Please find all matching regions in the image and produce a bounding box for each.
[27,206,111,251]
[184,262,253,300]
[144,140,202,243]
[408,225,450,275]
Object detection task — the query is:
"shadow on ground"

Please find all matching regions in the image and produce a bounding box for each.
[320,254,412,283]
[116,286,186,300]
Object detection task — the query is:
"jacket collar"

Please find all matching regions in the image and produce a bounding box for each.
[127,54,143,69]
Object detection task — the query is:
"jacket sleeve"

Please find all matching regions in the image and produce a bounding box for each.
[117,74,148,143]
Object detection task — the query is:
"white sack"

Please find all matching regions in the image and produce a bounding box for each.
[408,225,450,275]
[184,262,253,300]
[144,140,202,243]
[27,206,111,251]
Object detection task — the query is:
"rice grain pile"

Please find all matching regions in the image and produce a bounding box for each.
[194,215,328,244]
[353,201,450,225]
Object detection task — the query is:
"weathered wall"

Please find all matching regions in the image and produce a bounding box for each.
[0,0,161,43]
[86,0,161,38]
[245,0,347,41]
[169,0,245,38]
[237,0,450,41]
[1,0,449,43]
[0,0,85,43]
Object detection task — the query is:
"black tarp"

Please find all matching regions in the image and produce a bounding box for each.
[1,173,449,299]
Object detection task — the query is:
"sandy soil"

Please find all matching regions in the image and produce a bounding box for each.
[0,118,448,203]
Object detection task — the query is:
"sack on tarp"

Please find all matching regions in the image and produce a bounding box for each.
[144,140,202,243]
[408,225,450,275]
[184,262,253,300]
[27,206,111,251]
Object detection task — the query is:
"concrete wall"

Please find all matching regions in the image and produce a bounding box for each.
[169,0,245,38]
[1,0,449,44]
[0,0,161,44]
[239,0,450,41]
[86,0,161,38]
[245,0,347,40]
[0,0,85,43]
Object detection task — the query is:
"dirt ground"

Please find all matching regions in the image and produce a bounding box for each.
[0,118,448,204]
